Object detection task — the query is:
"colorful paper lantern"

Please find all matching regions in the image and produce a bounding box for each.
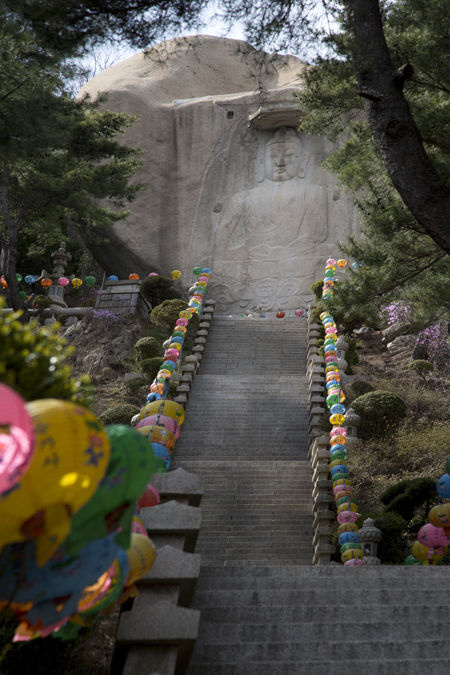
[58,276,69,286]
[171,269,182,280]
[85,275,96,286]
[72,277,83,288]
[0,400,111,565]
[276,311,285,318]
[0,385,35,496]
[138,484,160,510]
[108,275,118,281]
[24,275,35,285]
[41,277,52,288]
[128,273,140,280]
[63,424,165,557]
[429,503,450,533]
[436,474,450,500]
[138,400,185,426]
[125,532,156,585]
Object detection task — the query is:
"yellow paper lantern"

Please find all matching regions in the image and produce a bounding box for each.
[0,400,110,566]
[72,278,83,289]
[171,269,182,280]
[137,400,185,426]
[125,532,156,585]
[137,425,175,451]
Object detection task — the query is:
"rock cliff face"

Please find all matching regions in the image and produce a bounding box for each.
[79,35,359,312]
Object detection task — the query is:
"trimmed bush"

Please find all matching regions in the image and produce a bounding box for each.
[365,511,408,564]
[134,336,162,362]
[351,390,407,439]
[139,356,164,381]
[408,359,433,379]
[32,294,53,310]
[310,280,323,301]
[99,402,139,425]
[381,477,437,522]
[345,336,359,373]
[150,299,188,333]
[140,275,181,306]
[349,380,374,401]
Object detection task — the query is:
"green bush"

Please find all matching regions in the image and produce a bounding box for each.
[140,275,181,306]
[32,294,53,309]
[134,336,162,362]
[0,304,91,404]
[380,477,437,522]
[99,402,139,425]
[150,299,188,333]
[408,359,433,379]
[139,356,164,380]
[363,511,408,564]
[345,336,359,373]
[310,280,323,301]
[348,379,374,402]
[352,390,407,439]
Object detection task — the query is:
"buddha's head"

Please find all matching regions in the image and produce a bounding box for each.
[265,128,307,182]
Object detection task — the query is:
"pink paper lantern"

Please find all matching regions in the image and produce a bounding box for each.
[148,273,158,277]
[344,558,365,566]
[294,309,304,317]
[337,510,358,524]
[0,384,35,495]
[137,484,160,510]
[136,414,180,440]
[176,318,189,326]
[418,523,450,557]
[57,277,69,286]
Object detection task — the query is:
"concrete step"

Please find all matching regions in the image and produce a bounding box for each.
[188,639,450,663]
[188,659,450,675]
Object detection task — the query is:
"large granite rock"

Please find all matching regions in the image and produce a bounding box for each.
[79,35,359,313]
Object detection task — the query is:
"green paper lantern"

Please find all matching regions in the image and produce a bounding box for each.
[63,425,165,557]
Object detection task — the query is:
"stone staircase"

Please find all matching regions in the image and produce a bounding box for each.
[172,316,450,674]
[174,316,313,566]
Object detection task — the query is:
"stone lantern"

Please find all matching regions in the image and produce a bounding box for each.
[41,242,72,308]
[344,407,361,450]
[359,517,382,565]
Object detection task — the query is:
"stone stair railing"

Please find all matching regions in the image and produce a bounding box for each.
[307,315,334,564]
[174,299,216,408]
[111,468,203,675]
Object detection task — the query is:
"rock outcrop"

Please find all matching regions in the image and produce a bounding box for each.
[79,35,359,312]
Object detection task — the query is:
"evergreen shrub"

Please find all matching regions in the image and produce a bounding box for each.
[139,356,164,381]
[351,390,407,439]
[99,402,139,425]
[134,336,162,362]
[150,299,187,333]
[0,303,91,404]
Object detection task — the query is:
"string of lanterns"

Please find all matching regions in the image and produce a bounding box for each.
[131,266,211,472]
[0,384,165,641]
[319,257,365,566]
[404,459,450,565]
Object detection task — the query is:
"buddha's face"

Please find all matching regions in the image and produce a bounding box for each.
[265,140,302,182]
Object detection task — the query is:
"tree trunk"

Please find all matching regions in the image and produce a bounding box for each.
[5,247,24,313]
[344,0,450,254]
